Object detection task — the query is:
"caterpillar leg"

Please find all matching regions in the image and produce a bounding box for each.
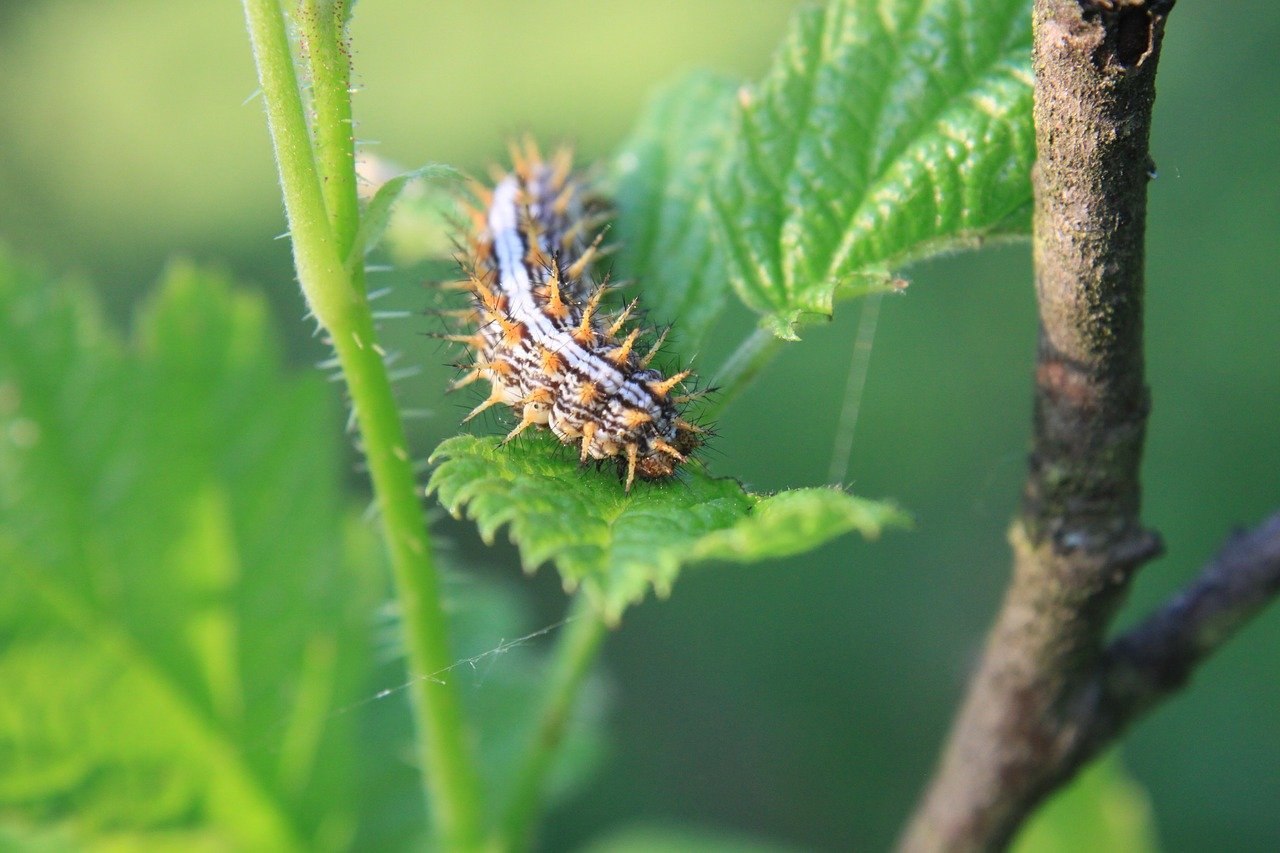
[624,443,639,492]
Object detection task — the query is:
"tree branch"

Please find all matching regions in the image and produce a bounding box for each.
[1096,511,1280,737]
[896,1,1233,849]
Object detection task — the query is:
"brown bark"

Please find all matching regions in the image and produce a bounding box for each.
[894,1,1280,849]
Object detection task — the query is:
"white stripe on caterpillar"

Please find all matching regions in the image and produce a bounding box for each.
[447,139,702,491]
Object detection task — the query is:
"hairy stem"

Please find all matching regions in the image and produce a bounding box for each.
[498,597,609,851]
[296,0,360,261]
[241,2,485,847]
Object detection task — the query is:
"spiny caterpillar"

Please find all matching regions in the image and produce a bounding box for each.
[444,139,703,491]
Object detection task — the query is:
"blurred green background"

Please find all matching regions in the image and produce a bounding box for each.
[1,1,1276,850]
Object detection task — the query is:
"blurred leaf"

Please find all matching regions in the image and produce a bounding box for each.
[427,434,906,622]
[0,253,376,850]
[349,162,463,271]
[581,823,803,853]
[613,0,1034,341]
[1012,752,1160,853]
[609,72,739,352]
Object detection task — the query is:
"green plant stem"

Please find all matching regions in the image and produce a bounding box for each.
[498,597,609,850]
[296,0,360,260]
[707,326,784,418]
[241,2,485,848]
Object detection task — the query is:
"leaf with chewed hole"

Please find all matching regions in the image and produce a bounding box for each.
[427,434,907,623]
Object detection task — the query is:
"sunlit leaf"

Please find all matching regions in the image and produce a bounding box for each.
[0,254,376,849]
[717,0,1034,337]
[613,0,1034,340]
[427,434,906,623]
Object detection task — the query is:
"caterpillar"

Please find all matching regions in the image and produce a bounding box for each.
[445,140,703,491]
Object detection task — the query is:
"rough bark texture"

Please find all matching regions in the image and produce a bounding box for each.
[901,1,1177,849]
[896,2,1280,848]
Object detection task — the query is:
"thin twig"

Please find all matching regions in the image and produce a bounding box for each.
[1097,511,1280,734]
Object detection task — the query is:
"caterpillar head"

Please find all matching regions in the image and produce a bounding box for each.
[633,419,703,482]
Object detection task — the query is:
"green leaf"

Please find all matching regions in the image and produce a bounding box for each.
[349,162,463,271]
[691,486,909,563]
[1012,752,1160,853]
[609,72,739,352]
[427,434,906,623]
[717,0,1034,337]
[612,0,1034,342]
[0,253,376,849]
